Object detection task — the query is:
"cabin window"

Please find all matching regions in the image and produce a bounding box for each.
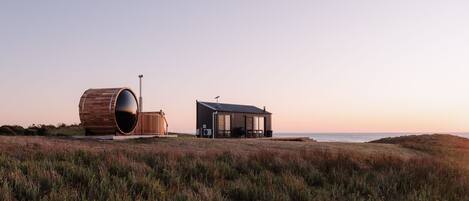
[258,117,264,132]
[253,116,265,134]
[225,115,231,130]
[253,117,259,131]
[218,114,231,135]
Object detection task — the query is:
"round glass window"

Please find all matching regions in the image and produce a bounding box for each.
[115,89,138,133]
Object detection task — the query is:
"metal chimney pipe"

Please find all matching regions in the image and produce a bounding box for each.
[138,75,143,113]
[138,74,143,135]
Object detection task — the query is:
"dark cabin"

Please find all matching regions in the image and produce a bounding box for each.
[196,101,273,138]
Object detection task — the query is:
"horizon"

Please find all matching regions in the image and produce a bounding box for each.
[1,1,469,133]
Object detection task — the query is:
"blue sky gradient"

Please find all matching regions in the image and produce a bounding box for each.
[1,0,468,133]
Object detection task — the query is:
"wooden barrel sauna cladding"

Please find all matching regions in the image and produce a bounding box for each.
[79,88,139,135]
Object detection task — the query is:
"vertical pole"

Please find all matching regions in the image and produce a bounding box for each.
[139,75,143,113]
[212,112,215,139]
[212,112,217,139]
[138,74,143,134]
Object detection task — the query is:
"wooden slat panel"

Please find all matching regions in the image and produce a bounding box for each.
[134,112,167,135]
[79,88,134,136]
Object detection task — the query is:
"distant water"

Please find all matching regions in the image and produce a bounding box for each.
[275,132,469,143]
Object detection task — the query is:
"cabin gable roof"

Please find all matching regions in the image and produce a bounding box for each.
[198,101,271,114]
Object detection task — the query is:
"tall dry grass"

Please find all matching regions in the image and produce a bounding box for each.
[0,139,468,201]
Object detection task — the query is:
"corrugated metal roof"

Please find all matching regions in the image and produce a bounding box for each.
[198,101,271,114]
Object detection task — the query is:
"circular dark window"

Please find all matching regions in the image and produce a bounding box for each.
[115,89,138,133]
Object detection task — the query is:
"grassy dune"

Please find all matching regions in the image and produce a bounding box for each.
[372,134,469,169]
[0,135,468,201]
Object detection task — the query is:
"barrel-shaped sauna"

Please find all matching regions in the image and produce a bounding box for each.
[134,112,168,135]
[79,88,139,135]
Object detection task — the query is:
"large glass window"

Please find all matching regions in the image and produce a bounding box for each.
[225,115,230,130]
[258,117,264,132]
[252,116,265,134]
[253,117,258,131]
[115,89,138,133]
[218,114,231,135]
[218,115,225,131]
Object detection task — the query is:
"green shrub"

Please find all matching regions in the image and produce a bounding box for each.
[0,125,24,135]
[0,124,85,136]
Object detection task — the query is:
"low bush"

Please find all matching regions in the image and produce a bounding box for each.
[0,125,24,135]
[0,124,84,136]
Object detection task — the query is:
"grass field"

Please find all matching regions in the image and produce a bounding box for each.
[0,133,468,201]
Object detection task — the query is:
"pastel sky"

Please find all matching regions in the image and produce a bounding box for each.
[1,0,469,133]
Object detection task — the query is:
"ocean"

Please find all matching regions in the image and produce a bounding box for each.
[274,132,469,143]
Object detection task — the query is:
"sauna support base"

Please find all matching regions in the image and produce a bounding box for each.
[72,135,177,140]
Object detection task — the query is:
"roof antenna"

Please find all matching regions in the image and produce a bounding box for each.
[214,96,220,103]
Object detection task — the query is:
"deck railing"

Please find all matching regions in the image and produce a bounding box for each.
[216,130,231,137]
[246,130,264,138]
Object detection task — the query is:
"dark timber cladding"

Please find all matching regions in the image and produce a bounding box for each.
[196,101,273,138]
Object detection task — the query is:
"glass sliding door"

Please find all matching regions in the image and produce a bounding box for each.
[253,117,259,132]
[248,116,265,137]
[218,115,225,131]
[217,114,231,137]
[225,115,230,131]
[259,117,264,133]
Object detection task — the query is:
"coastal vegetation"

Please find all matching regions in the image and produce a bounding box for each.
[0,130,468,200]
[0,124,84,136]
